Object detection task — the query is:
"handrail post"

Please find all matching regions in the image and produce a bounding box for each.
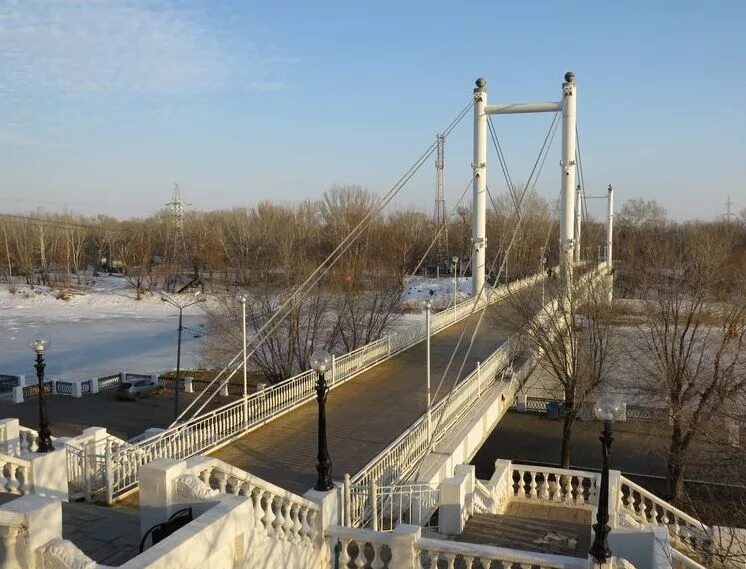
[104,439,113,505]
[370,480,379,531]
[331,355,336,385]
[477,361,481,396]
[343,473,351,526]
[83,441,92,501]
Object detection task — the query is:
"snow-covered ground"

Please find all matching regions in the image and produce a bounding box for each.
[0,276,207,380]
[401,275,473,307]
[0,275,480,380]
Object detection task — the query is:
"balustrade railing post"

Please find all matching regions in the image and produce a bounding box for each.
[83,441,92,501]
[104,440,113,505]
[331,355,336,385]
[343,474,351,526]
[370,480,379,531]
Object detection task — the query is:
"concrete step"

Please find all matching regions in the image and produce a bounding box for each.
[456,513,591,558]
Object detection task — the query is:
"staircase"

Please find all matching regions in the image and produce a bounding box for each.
[456,512,591,558]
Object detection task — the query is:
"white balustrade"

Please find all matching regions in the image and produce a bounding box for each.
[417,536,590,569]
[0,455,31,494]
[472,478,496,514]
[618,476,711,555]
[326,525,394,569]
[510,464,600,506]
[182,457,321,545]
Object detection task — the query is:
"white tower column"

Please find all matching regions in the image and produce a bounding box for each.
[472,78,488,296]
[606,184,614,270]
[574,185,582,262]
[559,72,577,278]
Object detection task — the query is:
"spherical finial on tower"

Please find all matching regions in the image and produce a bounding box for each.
[564,71,575,83]
[475,77,486,89]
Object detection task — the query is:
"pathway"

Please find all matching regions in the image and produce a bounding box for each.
[212,313,514,494]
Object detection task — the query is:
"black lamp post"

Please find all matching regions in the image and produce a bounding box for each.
[311,349,334,491]
[161,291,206,422]
[30,337,54,453]
[589,395,624,566]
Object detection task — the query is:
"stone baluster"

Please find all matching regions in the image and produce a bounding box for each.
[252,488,264,529]
[339,538,351,567]
[444,552,456,569]
[353,545,365,569]
[528,471,537,499]
[538,474,549,500]
[289,504,301,542]
[281,501,294,540]
[262,493,276,536]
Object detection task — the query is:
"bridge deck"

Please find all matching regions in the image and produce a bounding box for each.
[211,314,513,494]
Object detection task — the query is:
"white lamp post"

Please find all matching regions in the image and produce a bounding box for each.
[238,294,248,425]
[424,300,432,444]
[451,255,459,319]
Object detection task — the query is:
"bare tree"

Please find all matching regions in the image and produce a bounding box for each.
[632,227,746,503]
[501,269,617,467]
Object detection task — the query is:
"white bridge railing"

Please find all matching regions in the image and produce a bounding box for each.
[103,269,550,501]
[349,335,523,491]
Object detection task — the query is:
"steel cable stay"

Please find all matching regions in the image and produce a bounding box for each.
[576,126,588,226]
[411,107,562,483]
[166,99,475,428]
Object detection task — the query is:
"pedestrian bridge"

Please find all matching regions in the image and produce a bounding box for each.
[99,268,557,502]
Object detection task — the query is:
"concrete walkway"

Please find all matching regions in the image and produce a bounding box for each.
[0,493,140,566]
[211,313,513,494]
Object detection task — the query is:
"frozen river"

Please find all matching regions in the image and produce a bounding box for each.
[0,280,207,380]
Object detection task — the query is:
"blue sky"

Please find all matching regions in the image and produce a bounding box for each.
[1,0,744,221]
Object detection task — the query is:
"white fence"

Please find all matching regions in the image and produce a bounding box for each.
[102,269,550,501]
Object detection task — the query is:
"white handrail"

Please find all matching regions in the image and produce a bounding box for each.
[619,476,708,531]
[417,536,589,569]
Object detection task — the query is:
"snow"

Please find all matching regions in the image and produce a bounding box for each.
[0,275,479,381]
[401,276,474,306]
[0,277,208,380]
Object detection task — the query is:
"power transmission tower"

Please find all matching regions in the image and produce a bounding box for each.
[433,133,448,268]
[165,183,190,289]
[724,195,736,222]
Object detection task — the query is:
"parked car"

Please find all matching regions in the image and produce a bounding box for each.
[117,379,163,401]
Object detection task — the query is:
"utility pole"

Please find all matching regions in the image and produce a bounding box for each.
[472,79,488,296]
[607,184,614,271]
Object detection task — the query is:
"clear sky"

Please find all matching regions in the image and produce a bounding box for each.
[1,0,744,221]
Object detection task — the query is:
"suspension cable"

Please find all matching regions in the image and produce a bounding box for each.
[171,99,475,426]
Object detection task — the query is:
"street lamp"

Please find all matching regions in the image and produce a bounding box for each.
[424,300,432,444]
[451,255,459,315]
[311,349,334,491]
[161,291,206,421]
[30,337,54,452]
[589,395,625,566]
[238,294,248,425]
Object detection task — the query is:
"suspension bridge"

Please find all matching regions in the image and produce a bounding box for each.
[4,72,613,505]
[7,73,721,569]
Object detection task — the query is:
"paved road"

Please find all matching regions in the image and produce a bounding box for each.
[212,313,514,494]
